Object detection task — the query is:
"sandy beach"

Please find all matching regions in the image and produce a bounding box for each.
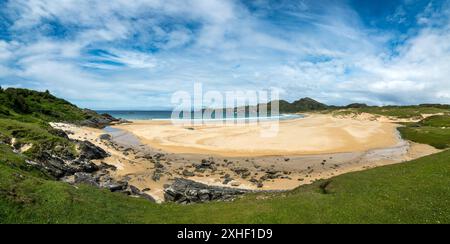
[51,113,440,202]
[114,114,402,157]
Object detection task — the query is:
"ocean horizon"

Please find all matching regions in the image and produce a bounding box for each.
[97,110,303,121]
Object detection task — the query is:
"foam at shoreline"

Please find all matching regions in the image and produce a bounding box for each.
[99,110,304,121]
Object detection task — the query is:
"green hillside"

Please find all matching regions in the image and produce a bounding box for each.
[0,87,90,122]
[0,88,117,161]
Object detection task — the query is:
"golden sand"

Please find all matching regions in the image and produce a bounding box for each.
[114,114,402,157]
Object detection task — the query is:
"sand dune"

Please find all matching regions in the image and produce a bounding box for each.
[114,114,402,157]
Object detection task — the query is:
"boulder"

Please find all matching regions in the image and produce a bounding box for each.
[164,178,250,204]
[101,180,128,192]
[33,152,76,178]
[195,158,217,171]
[78,141,109,160]
[232,167,251,179]
[71,159,99,173]
[74,172,99,187]
[182,170,195,177]
[99,134,112,141]
[152,169,163,181]
[98,162,117,171]
[79,111,120,128]
[130,185,156,202]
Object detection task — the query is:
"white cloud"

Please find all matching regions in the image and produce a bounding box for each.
[0,0,450,108]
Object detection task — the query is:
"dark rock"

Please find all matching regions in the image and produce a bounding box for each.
[50,129,69,139]
[232,167,251,179]
[195,158,217,171]
[78,141,109,160]
[140,193,156,203]
[79,111,120,129]
[154,161,165,169]
[102,180,128,192]
[125,185,156,202]
[195,168,206,173]
[222,177,233,185]
[99,162,117,171]
[266,169,279,175]
[182,170,195,177]
[71,159,99,173]
[74,172,99,187]
[99,134,112,141]
[33,152,76,178]
[142,154,153,160]
[164,178,250,204]
[152,170,162,181]
[130,185,141,195]
[154,153,165,160]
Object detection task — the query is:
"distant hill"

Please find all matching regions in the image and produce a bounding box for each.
[230,97,329,114]
[275,97,329,112]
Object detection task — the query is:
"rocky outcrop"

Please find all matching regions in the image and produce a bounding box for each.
[195,158,218,172]
[130,185,156,203]
[78,141,109,160]
[164,178,251,204]
[31,152,77,178]
[232,167,251,179]
[79,110,120,129]
[74,172,100,187]
[29,140,108,178]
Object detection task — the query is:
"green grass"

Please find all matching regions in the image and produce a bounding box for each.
[0,118,76,158]
[419,115,450,127]
[399,115,450,149]
[1,143,449,223]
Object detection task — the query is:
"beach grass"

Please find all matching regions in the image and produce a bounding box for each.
[398,115,450,149]
[1,144,449,224]
[330,106,450,119]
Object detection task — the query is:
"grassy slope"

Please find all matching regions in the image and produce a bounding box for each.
[1,143,449,223]
[331,106,450,119]
[399,115,450,149]
[0,88,90,122]
[0,88,96,159]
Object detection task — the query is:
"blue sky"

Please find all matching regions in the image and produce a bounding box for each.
[0,0,449,109]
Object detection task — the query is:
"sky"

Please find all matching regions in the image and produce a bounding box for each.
[0,0,449,110]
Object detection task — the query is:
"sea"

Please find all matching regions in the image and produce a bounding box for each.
[97,110,304,121]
